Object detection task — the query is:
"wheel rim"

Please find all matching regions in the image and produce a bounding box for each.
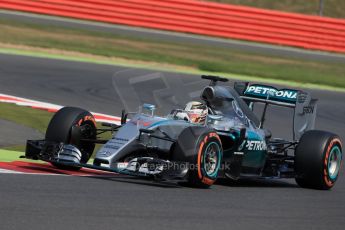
[203,142,221,177]
[78,122,96,162]
[328,146,342,180]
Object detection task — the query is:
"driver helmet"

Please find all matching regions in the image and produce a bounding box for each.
[184,101,208,125]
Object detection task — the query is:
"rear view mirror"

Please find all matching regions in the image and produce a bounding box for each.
[143,103,156,116]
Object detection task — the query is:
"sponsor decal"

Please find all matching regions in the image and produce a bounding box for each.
[245,140,267,151]
[114,137,129,142]
[99,138,128,156]
[130,120,151,127]
[116,162,128,169]
[303,106,314,114]
[238,140,246,151]
[245,85,297,102]
[99,150,113,157]
[105,145,120,150]
[77,115,97,127]
[297,92,308,103]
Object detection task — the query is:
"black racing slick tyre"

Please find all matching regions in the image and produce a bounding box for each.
[45,107,97,170]
[173,127,223,188]
[295,130,343,190]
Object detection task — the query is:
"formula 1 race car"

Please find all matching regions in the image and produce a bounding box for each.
[25,75,343,189]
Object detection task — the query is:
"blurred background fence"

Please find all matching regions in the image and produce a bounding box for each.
[0,0,345,52]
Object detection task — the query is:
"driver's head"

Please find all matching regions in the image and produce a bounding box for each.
[184,101,208,125]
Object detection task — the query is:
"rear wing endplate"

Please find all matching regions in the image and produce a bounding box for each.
[234,83,317,140]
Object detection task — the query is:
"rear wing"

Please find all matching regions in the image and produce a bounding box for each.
[234,82,318,140]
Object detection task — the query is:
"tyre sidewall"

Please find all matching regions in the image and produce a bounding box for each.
[295,130,342,189]
[323,138,342,187]
[192,132,222,186]
[172,127,223,187]
[46,107,96,163]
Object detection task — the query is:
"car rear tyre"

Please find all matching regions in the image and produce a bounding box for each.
[295,130,342,190]
[172,127,223,188]
[45,107,97,170]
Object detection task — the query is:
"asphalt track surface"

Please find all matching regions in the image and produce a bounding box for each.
[0,119,43,147]
[1,53,345,230]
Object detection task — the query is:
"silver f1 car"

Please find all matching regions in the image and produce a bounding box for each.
[25,75,343,189]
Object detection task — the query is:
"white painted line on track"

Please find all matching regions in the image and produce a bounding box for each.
[0,93,121,124]
[0,168,23,174]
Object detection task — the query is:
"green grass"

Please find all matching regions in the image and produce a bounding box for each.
[3,145,30,152]
[0,149,39,162]
[0,103,53,133]
[0,149,26,162]
[0,18,344,88]
[0,102,52,152]
[0,102,111,155]
[207,0,345,18]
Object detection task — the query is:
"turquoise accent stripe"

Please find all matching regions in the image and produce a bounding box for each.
[247,131,262,140]
[147,119,172,129]
[328,146,342,180]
